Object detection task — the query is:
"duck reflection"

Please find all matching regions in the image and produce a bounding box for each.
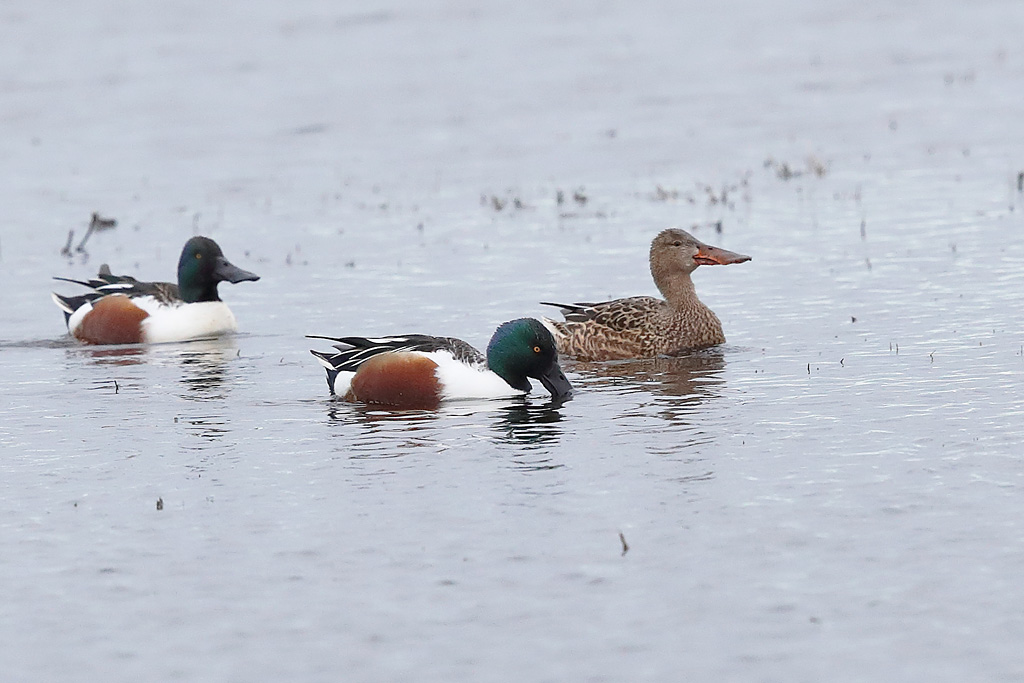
[569,348,725,395]
[64,342,149,396]
[572,348,724,402]
[325,401,440,427]
[320,394,569,467]
[173,338,238,401]
[169,340,243,456]
[493,397,565,447]
[566,348,728,429]
[70,344,148,367]
[324,401,442,458]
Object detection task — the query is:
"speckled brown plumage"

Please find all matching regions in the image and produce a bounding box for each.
[542,228,750,361]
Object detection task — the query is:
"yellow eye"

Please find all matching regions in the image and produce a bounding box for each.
[195,253,202,259]
[533,346,541,353]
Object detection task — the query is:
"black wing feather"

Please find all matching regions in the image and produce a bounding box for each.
[541,300,607,322]
[53,264,181,306]
[308,334,483,373]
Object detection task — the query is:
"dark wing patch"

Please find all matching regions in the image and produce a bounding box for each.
[541,301,603,322]
[53,264,181,307]
[308,334,483,373]
[147,282,181,304]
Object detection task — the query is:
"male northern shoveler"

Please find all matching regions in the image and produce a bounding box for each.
[309,318,573,410]
[541,227,750,360]
[52,236,260,345]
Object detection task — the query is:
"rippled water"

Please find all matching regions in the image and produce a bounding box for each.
[3,0,1024,681]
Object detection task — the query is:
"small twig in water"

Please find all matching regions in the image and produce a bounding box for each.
[156,498,164,511]
[114,380,119,394]
[618,531,629,556]
[75,212,117,253]
[91,212,116,230]
[60,230,75,257]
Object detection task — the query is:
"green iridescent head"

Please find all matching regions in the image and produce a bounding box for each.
[486,318,573,399]
[176,236,259,303]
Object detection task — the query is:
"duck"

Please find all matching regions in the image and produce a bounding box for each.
[309,318,573,409]
[52,236,260,345]
[541,228,750,360]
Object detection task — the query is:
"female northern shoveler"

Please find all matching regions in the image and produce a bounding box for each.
[52,236,259,345]
[541,227,750,360]
[309,318,573,410]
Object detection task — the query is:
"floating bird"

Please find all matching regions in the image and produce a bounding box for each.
[52,236,259,345]
[542,228,750,360]
[309,318,573,409]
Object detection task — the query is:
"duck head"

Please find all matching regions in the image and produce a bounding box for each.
[650,228,751,278]
[486,318,573,399]
[177,236,260,303]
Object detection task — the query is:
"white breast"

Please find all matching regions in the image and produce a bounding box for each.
[430,351,524,400]
[140,301,239,343]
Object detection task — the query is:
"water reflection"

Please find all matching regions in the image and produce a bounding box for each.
[319,394,570,469]
[163,341,243,466]
[325,401,441,427]
[177,415,231,445]
[171,339,238,402]
[493,399,565,446]
[71,344,148,367]
[491,399,566,470]
[567,350,730,451]
[323,401,442,459]
[568,349,727,400]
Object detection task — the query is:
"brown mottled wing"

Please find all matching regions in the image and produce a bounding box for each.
[147,282,181,304]
[541,297,666,360]
[543,297,664,330]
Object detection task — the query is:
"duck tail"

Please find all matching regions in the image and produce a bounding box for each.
[50,292,90,325]
[309,349,341,395]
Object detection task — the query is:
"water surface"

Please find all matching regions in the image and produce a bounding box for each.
[2,1,1024,681]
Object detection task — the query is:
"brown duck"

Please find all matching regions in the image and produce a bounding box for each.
[541,228,750,360]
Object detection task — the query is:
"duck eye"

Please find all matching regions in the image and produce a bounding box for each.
[533,346,541,353]
[672,241,682,247]
[195,253,202,259]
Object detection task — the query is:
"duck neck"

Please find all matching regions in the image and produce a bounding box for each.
[654,268,702,311]
[179,280,221,304]
[487,356,531,391]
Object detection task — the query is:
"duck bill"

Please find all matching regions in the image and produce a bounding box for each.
[214,257,260,283]
[694,243,751,266]
[537,362,574,399]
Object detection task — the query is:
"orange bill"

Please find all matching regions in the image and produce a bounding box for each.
[694,243,751,266]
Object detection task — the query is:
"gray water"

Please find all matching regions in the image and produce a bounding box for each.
[3,1,1024,681]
